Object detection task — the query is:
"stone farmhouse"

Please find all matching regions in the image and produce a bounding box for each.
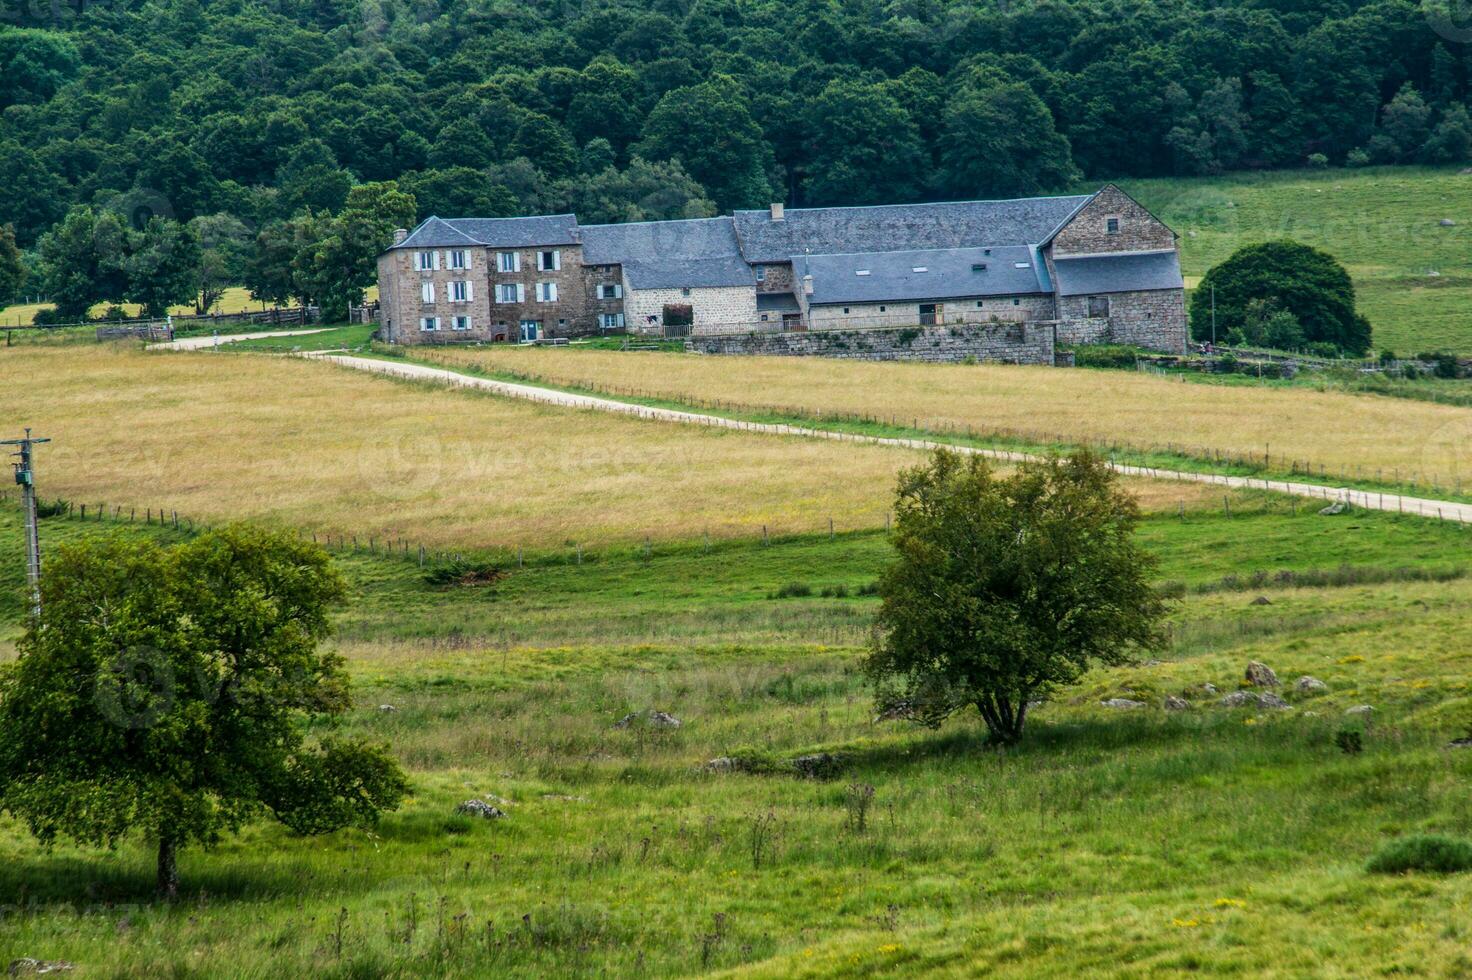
[376,185,1186,360]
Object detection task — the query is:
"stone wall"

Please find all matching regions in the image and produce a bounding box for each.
[1101,289,1187,353]
[807,294,1055,330]
[1048,185,1176,256]
[485,243,594,339]
[1053,317,1111,345]
[755,262,795,294]
[626,285,759,333]
[377,246,493,344]
[687,322,1056,365]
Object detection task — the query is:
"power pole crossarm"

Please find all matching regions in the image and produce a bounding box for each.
[4,429,50,617]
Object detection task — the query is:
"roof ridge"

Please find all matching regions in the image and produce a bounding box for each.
[733,193,1093,216]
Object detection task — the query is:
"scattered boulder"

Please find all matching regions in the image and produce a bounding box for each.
[702,756,743,773]
[1164,695,1191,712]
[1101,698,1148,710]
[1440,218,1457,227]
[453,799,506,820]
[1295,676,1328,694]
[1319,501,1346,516]
[1346,705,1375,716]
[873,698,915,723]
[790,753,846,780]
[7,962,74,977]
[378,704,397,713]
[541,793,588,802]
[1250,596,1272,606]
[614,709,682,729]
[1245,661,1279,688]
[1201,683,1219,695]
[1220,691,1290,710]
[1448,737,1472,750]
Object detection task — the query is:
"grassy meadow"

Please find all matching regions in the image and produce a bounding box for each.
[1117,166,1472,355]
[3,499,1472,976]
[411,344,1472,493]
[0,286,381,328]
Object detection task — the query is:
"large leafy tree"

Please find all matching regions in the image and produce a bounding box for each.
[0,224,24,310]
[125,216,201,317]
[1189,240,1372,354]
[939,75,1078,198]
[800,78,929,206]
[188,212,252,313]
[0,527,408,899]
[634,79,774,211]
[298,181,417,321]
[36,205,130,319]
[865,449,1168,744]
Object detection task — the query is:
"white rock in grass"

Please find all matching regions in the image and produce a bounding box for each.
[648,710,682,729]
[7,961,75,976]
[1220,691,1290,710]
[1295,676,1328,694]
[378,704,398,713]
[454,799,506,820]
[1346,704,1375,716]
[1163,695,1191,711]
[1101,698,1148,710]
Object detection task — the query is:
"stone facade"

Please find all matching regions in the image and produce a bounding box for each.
[485,243,594,340]
[688,322,1056,365]
[1046,185,1176,257]
[807,294,1055,330]
[754,262,795,294]
[625,285,759,333]
[1053,317,1112,345]
[1067,289,1187,351]
[377,246,494,344]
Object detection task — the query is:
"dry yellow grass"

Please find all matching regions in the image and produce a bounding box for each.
[0,286,380,326]
[0,346,1219,549]
[420,346,1472,489]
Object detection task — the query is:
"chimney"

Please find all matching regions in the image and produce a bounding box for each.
[801,274,813,296]
[770,203,785,222]
[393,228,409,244]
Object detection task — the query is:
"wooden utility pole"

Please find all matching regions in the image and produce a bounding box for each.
[4,429,50,617]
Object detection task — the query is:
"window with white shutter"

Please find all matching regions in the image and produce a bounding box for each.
[421,282,435,303]
[415,251,434,271]
[498,252,520,273]
[538,250,560,271]
[453,315,472,331]
[598,283,623,300]
[419,317,439,331]
[449,250,468,270]
[537,282,557,302]
[450,281,469,302]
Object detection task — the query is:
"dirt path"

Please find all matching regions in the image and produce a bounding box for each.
[148,328,332,351]
[306,353,1472,525]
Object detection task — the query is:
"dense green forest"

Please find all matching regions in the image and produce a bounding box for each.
[2,0,1471,317]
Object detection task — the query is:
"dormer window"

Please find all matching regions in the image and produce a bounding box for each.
[912,266,928,273]
[1014,262,1031,269]
[971,263,987,272]
[855,269,871,276]
[1106,216,1121,235]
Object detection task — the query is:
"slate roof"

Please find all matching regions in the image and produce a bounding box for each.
[579,217,755,289]
[797,246,1049,306]
[1052,250,1184,296]
[732,195,1094,263]
[756,292,801,313]
[393,214,579,250]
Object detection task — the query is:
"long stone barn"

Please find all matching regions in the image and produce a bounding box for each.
[375,184,1187,364]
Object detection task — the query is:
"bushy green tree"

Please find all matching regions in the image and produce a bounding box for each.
[37,206,130,319]
[940,76,1078,198]
[801,78,928,205]
[0,224,24,310]
[125,216,201,317]
[865,449,1169,744]
[0,526,408,899]
[188,213,252,313]
[634,79,774,210]
[1189,240,1371,354]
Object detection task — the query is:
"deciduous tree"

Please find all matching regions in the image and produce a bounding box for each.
[0,527,408,900]
[865,449,1169,745]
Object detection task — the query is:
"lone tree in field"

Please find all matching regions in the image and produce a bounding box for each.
[0,526,408,900]
[865,449,1169,744]
[1188,240,1371,355]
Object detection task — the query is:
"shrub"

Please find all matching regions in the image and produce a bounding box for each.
[769,581,813,599]
[1071,344,1142,369]
[819,584,850,598]
[423,558,505,587]
[1345,148,1371,168]
[1307,152,1329,168]
[1334,728,1363,754]
[1368,835,1472,874]
[34,497,69,518]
